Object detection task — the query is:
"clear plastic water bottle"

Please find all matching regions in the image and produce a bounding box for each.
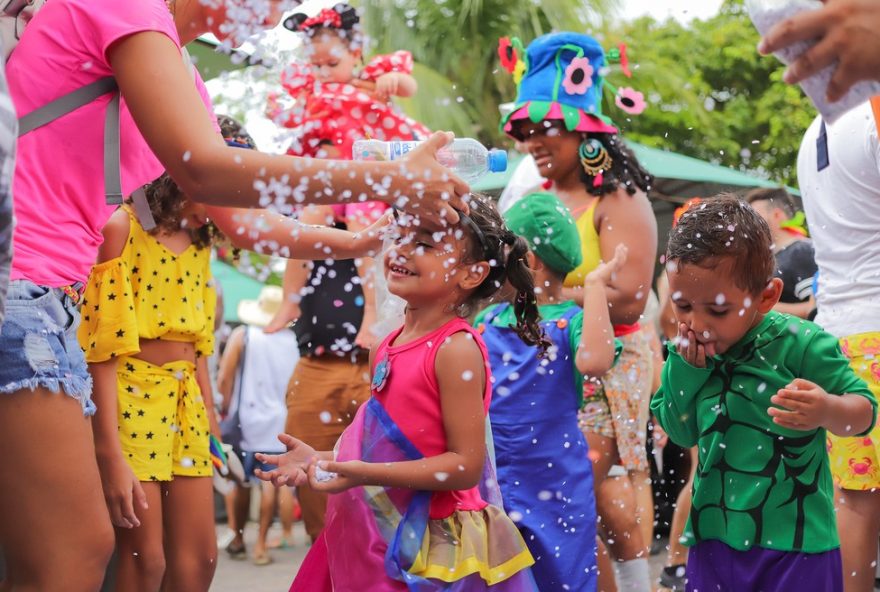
[352,138,508,183]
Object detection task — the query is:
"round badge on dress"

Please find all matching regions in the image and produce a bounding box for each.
[477,323,486,334]
[557,319,569,329]
[372,353,392,392]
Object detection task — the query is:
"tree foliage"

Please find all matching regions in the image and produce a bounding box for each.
[357,0,618,142]
[358,0,812,187]
[607,0,815,186]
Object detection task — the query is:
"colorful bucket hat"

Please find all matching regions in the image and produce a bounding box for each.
[499,32,645,140]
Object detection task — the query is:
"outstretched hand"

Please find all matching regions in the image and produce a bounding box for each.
[757,0,880,102]
[768,378,830,431]
[254,434,318,487]
[353,210,394,257]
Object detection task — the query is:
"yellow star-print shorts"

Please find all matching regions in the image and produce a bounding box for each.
[117,356,212,482]
[828,332,880,490]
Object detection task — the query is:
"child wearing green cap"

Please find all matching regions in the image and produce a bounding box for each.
[475,192,623,592]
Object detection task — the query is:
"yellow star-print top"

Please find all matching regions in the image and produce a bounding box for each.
[78,205,216,363]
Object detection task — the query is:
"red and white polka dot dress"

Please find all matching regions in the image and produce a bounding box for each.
[270,51,432,158]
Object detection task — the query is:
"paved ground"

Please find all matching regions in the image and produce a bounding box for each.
[209,521,669,591]
[211,523,310,592]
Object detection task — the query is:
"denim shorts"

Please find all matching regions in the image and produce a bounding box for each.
[241,451,279,483]
[0,280,94,415]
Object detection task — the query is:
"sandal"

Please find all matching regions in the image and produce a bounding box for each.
[226,540,247,560]
[253,550,273,566]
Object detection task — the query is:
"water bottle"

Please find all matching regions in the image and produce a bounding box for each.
[352,138,508,183]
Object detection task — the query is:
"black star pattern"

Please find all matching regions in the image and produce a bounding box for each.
[146,432,154,440]
[126,363,135,372]
[149,451,157,460]
[122,411,131,420]
[131,266,139,274]
[107,293,116,301]
[161,416,168,423]
[115,329,125,338]
[125,385,134,393]
[146,283,153,291]
[131,432,138,439]
[137,410,145,417]
[160,257,167,264]
[143,393,151,400]
[177,278,184,285]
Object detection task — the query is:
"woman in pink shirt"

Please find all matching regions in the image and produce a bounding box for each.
[0,0,467,590]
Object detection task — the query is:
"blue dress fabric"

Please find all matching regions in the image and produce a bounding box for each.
[481,303,597,592]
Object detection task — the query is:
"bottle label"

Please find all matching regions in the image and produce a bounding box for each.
[389,141,418,160]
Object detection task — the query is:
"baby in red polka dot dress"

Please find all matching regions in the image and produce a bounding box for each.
[268,2,431,160]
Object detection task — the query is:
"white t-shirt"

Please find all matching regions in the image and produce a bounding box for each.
[797,101,880,337]
[235,326,300,453]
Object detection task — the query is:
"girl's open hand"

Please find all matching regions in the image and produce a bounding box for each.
[769,378,830,431]
[254,434,317,487]
[307,460,364,493]
[584,243,628,286]
[676,322,716,368]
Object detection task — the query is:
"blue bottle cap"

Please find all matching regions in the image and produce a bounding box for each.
[487,149,508,173]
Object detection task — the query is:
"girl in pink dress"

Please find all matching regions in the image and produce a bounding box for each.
[270,3,431,159]
[258,196,547,591]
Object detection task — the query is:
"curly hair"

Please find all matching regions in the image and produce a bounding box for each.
[508,121,652,198]
[460,194,551,356]
[136,116,256,249]
[137,175,220,250]
[666,193,775,295]
[580,133,652,197]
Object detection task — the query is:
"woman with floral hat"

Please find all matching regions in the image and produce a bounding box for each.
[499,32,657,592]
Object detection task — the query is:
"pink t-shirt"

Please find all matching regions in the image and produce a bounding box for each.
[7,0,218,287]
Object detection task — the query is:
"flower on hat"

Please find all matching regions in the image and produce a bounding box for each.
[562,57,594,96]
[615,87,646,114]
[498,37,518,73]
[512,60,526,85]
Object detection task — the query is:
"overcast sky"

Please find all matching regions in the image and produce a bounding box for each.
[618,0,725,23]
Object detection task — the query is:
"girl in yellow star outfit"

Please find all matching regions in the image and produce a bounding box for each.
[80,125,389,591]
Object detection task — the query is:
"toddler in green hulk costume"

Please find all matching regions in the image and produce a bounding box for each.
[651,194,876,592]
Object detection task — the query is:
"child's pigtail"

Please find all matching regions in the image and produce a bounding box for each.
[502,230,552,357]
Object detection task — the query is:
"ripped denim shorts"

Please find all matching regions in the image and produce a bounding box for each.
[0,280,94,415]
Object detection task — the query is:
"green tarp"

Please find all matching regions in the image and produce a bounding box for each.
[210,260,264,323]
[473,141,797,199]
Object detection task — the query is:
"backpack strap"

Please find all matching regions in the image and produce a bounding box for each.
[18,76,116,135]
[16,50,195,231]
[103,92,156,229]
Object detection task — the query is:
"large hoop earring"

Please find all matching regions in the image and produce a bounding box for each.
[579,138,612,177]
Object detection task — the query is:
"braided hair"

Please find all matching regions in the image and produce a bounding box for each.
[581,132,653,197]
[460,195,551,356]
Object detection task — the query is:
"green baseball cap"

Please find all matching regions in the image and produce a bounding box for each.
[503,192,583,275]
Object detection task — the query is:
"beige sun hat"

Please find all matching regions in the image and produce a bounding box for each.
[237,285,284,328]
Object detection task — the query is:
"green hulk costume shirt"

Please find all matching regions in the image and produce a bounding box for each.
[651,311,876,553]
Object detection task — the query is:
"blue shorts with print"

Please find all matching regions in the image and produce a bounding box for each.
[0,280,94,415]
